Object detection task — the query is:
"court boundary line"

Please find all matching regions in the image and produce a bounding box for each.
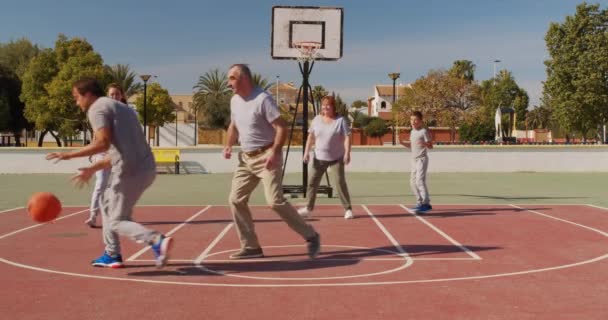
[510,204,608,237]
[587,204,608,211]
[2,204,608,287]
[0,207,24,214]
[57,203,602,208]
[126,206,212,262]
[0,209,88,240]
[194,223,233,265]
[400,204,482,260]
[361,205,411,259]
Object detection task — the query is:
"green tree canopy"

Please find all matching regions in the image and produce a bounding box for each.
[0,38,40,79]
[363,117,389,143]
[0,64,29,145]
[544,3,608,141]
[20,35,105,146]
[192,69,232,129]
[350,100,367,109]
[449,59,476,82]
[395,67,481,142]
[479,70,529,130]
[134,82,175,128]
[104,64,142,98]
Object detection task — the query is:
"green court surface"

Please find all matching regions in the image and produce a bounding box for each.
[1,172,606,211]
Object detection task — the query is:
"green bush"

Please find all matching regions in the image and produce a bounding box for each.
[459,121,495,142]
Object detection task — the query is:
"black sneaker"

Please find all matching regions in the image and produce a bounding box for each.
[229,247,264,260]
[307,233,321,259]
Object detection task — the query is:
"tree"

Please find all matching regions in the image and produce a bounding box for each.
[0,65,29,146]
[350,99,367,109]
[363,117,389,144]
[544,3,608,142]
[479,70,529,131]
[396,68,481,142]
[252,73,272,91]
[134,83,175,145]
[449,59,476,82]
[0,38,40,78]
[192,69,232,129]
[331,92,348,117]
[20,35,106,146]
[104,64,142,98]
[311,85,328,113]
[527,105,552,130]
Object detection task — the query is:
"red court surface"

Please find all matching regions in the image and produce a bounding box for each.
[1,204,608,319]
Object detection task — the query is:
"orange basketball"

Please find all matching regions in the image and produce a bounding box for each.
[27,192,62,223]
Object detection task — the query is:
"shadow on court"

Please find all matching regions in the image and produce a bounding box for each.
[453,194,589,201]
[127,244,501,277]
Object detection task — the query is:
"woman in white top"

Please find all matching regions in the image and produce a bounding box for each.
[84,83,126,227]
[298,96,354,219]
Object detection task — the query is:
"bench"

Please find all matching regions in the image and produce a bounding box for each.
[152,149,181,174]
[283,185,333,198]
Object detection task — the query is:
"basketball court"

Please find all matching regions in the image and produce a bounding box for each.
[2,203,608,319]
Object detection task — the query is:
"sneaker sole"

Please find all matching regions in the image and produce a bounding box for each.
[156,237,173,268]
[308,234,321,259]
[229,253,264,260]
[92,262,124,268]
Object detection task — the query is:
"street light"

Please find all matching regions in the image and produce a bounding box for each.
[493,60,501,82]
[388,72,400,145]
[140,74,151,143]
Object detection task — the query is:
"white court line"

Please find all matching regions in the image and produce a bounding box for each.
[0,209,89,240]
[400,204,481,260]
[361,205,411,258]
[126,205,211,262]
[194,223,233,265]
[3,205,608,287]
[0,207,24,214]
[586,204,608,211]
[510,204,608,237]
[141,257,477,263]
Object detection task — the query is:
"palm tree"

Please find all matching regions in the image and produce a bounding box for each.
[104,64,142,98]
[311,85,328,114]
[192,69,232,129]
[252,73,272,91]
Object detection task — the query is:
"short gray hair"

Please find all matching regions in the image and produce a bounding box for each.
[230,64,252,80]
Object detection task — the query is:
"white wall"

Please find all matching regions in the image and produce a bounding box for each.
[1,146,607,174]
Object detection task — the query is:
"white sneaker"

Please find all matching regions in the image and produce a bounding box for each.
[298,207,312,218]
[344,209,354,219]
[84,216,96,228]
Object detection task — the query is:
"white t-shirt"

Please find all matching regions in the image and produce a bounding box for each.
[230,88,280,152]
[310,115,351,161]
[410,127,431,159]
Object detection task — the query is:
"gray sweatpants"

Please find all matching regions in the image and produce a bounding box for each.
[100,169,159,256]
[305,157,352,211]
[410,156,430,206]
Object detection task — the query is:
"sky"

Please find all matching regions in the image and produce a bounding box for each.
[1,0,606,107]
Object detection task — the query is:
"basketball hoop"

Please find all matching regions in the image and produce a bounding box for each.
[293,41,321,63]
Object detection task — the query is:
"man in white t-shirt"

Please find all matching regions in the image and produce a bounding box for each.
[223,64,320,260]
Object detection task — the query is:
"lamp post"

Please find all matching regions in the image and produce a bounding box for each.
[193,103,197,146]
[140,74,151,143]
[276,75,280,103]
[493,60,501,83]
[388,72,400,145]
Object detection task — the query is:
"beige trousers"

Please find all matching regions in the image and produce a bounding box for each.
[228,149,316,249]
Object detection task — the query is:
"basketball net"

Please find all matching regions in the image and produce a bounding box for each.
[293,41,321,64]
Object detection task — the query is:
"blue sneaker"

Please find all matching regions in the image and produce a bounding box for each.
[415,204,433,214]
[151,235,173,268]
[91,252,123,268]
